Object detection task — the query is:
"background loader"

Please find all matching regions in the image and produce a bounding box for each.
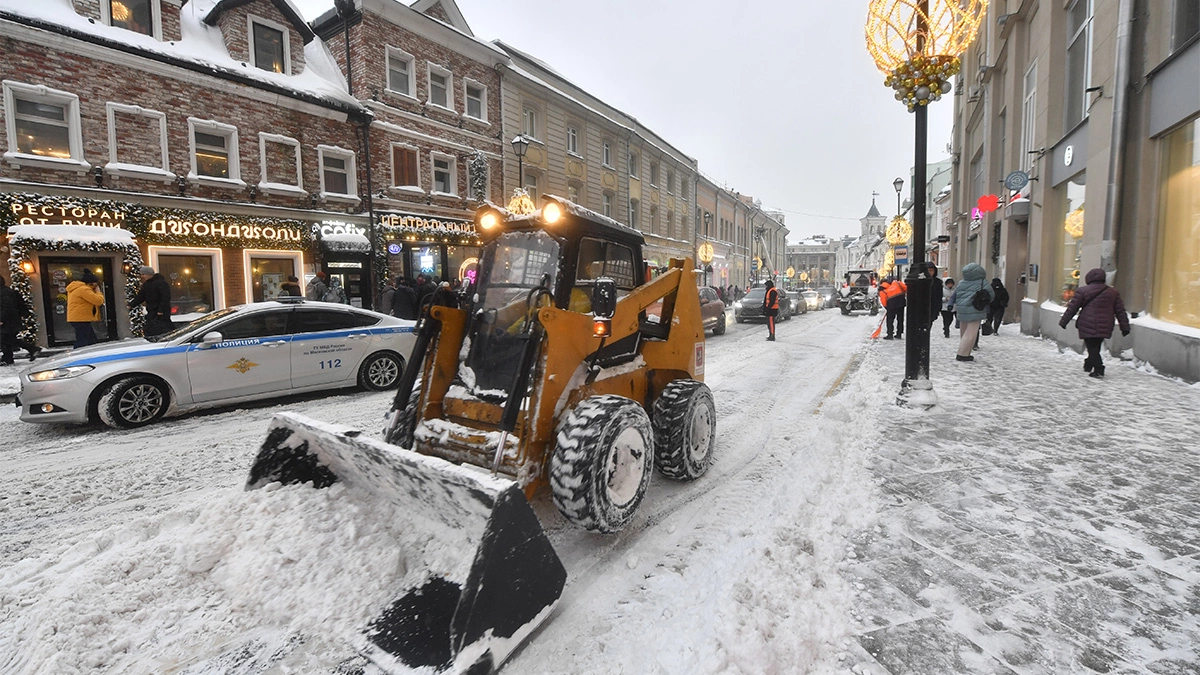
[246,194,716,673]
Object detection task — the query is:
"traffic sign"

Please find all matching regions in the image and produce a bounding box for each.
[751,257,761,271]
[894,245,909,265]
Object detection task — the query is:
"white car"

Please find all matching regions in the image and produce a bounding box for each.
[17,299,416,428]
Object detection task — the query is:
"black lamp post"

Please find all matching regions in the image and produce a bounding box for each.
[893,176,904,214]
[511,135,530,191]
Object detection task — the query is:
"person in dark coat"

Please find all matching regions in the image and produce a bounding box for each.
[377,278,397,315]
[306,272,329,301]
[0,277,41,364]
[132,265,173,338]
[392,278,419,320]
[984,277,1010,336]
[926,262,944,331]
[279,275,302,297]
[1058,268,1130,378]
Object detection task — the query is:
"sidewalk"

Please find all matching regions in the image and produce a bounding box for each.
[844,324,1200,674]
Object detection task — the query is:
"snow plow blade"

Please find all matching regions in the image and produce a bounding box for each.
[246,412,566,674]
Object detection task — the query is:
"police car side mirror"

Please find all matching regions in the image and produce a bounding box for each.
[199,331,223,348]
[591,278,617,319]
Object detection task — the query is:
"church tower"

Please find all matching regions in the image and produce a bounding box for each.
[861,196,886,239]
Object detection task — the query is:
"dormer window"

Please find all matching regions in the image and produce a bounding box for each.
[102,0,160,38]
[250,17,290,74]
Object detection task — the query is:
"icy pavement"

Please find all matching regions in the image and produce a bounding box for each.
[843,325,1200,674]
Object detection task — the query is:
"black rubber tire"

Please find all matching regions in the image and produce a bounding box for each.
[869,305,879,316]
[551,395,654,533]
[713,312,726,335]
[652,380,716,481]
[385,388,421,448]
[841,306,850,315]
[358,351,403,391]
[98,376,169,429]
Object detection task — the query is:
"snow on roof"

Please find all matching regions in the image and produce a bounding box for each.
[9,224,137,246]
[0,0,360,109]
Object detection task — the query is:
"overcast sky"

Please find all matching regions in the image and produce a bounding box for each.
[292,0,955,242]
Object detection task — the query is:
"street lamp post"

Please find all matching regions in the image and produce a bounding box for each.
[867,0,985,404]
[511,134,530,191]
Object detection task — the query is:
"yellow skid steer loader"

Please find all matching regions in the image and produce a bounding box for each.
[247,195,716,673]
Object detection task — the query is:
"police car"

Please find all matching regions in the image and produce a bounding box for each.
[17,298,416,428]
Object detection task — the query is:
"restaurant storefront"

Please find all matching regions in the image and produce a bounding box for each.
[315,220,372,308]
[377,211,481,286]
[2,192,315,347]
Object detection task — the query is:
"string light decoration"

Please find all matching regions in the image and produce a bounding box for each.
[506,188,536,216]
[1064,206,1085,239]
[886,216,913,245]
[866,0,986,111]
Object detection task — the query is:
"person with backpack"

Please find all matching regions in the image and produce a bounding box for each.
[1058,268,1130,378]
[306,271,329,301]
[984,277,1010,336]
[0,277,41,364]
[324,276,349,304]
[952,262,993,362]
[377,277,397,315]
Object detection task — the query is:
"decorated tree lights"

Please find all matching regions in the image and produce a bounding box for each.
[866,0,985,404]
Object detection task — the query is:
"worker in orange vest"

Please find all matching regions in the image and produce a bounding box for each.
[763,279,780,341]
[880,276,907,340]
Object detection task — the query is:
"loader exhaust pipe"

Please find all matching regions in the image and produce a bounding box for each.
[248,413,566,673]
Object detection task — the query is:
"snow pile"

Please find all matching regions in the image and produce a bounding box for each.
[9,224,137,245]
[0,481,413,673]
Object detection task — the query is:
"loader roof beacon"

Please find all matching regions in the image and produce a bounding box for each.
[246,194,717,674]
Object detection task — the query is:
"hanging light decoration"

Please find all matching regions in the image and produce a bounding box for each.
[1063,206,1085,239]
[865,0,987,111]
[506,188,536,216]
[886,215,913,245]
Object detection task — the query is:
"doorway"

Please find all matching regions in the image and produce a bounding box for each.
[40,257,119,346]
[325,259,367,308]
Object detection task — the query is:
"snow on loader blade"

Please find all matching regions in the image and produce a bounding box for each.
[246,412,566,674]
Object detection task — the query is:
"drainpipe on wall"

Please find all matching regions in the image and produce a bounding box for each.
[1100,0,1134,279]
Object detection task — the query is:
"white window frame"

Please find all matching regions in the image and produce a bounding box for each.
[602,140,612,167]
[463,78,487,122]
[566,124,580,156]
[390,141,423,193]
[1021,61,1038,173]
[148,245,226,311]
[257,132,304,196]
[317,144,358,203]
[187,117,242,187]
[243,249,304,306]
[666,169,675,194]
[629,198,639,228]
[385,46,416,100]
[523,106,539,140]
[100,0,162,39]
[1063,0,1093,129]
[430,151,457,196]
[102,102,172,181]
[628,150,639,179]
[649,160,659,187]
[523,171,540,203]
[3,81,89,171]
[603,192,613,217]
[427,64,453,111]
[567,182,580,203]
[247,15,291,75]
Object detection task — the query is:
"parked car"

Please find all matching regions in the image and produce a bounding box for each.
[784,290,808,316]
[801,289,822,311]
[16,298,416,428]
[816,286,837,309]
[698,286,727,335]
[734,286,792,323]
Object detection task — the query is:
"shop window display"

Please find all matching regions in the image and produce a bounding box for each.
[1154,118,1200,328]
[250,256,296,302]
[1056,176,1086,303]
[157,253,215,316]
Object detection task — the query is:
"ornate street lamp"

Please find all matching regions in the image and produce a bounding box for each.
[867,0,985,404]
[511,134,530,189]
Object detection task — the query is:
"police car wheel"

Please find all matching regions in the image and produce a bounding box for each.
[359,352,403,391]
[98,376,169,429]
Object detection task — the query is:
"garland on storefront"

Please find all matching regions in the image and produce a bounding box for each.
[7,235,145,340]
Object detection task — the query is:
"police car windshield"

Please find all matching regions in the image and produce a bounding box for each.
[149,307,238,343]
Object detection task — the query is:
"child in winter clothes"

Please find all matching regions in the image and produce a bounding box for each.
[940,278,956,338]
[1058,268,1130,378]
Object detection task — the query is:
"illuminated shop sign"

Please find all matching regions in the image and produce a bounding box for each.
[10,202,127,227]
[378,213,476,234]
[318,221,367,237]
[150,219,304,242]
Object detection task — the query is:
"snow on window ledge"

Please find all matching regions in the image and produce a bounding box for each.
[385,89,419,104]
[430,191,459,199]
[187,173,246,190]
[4,152,90,173]
[320,192,361,205]
[104,162,176,183]
[389,185,426,195]
[258,182,307,197]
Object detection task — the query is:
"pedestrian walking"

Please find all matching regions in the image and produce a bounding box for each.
[881,276,907,339]
[762,279,780,341]
[377,278,397,315]
[323,276,349,304]
[984,277,1010,336]
[940,277,956,338]
[131,265,173,338]
[0,277,41,364]
[280,275,302,297]
[926,263,944,331]
[1058,268,1130,378]
[952,262,992,362]
[67,269,105,348]
[392,278,419,319]
[306,271,329,301]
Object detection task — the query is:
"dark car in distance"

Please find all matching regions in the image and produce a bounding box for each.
[784,290,807,316]
[734,286,792,323]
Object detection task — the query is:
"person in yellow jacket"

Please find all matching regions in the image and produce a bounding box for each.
[66,268,105,348]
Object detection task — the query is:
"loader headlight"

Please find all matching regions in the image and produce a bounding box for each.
[478,210,500,231]
[541,201,563,225]
[29,365,94,381]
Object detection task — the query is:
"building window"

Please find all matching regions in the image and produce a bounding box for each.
[245,250,302,303]
[666,169,675,194]
[628,150,639,178]
[667,212,675,239]
[3,82,86,168]
[1064,0,1092,129]
[104,0,158,37]
[318,144,357,199]
[392,145,419,189]
[650,204,659,234]
[524,171,539,202]
[602,140,612,167]
[523,106,538,139]
[188,118,239,183]
[249,17,289,74]
[428,65,452,110]
[432,153,456,195]
[567,183,579,203]
[1154,117,1200,328]
[603,192,613,217]
[386,47,414,97]
[629,198,639,228]
[1173,0,1200,51]
[104,102,169,176]
[1021,61,1038,173]
[649,161,659,186]
[150,246,223,313]
[258,132,302,192]
[566,125,579,155]
[465,81,485,120]
[1055,175,1086,304]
